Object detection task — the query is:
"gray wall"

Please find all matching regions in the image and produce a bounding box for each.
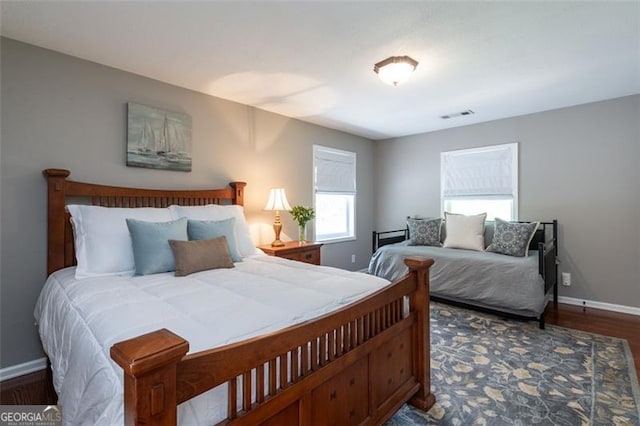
[0,38,375,368]
[375,95,640,309]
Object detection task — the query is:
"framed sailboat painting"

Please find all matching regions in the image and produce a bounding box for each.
[126,102,192,172]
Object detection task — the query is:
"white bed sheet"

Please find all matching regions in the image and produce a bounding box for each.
[34,255,390,426]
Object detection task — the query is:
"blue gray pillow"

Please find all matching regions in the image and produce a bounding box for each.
[407,218,442,246]
[486,218,539,257]
[187,217,242,262]
[126,217,188,275]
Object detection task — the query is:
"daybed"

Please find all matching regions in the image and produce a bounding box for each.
[369,217,558,328]
[38,169,436,425]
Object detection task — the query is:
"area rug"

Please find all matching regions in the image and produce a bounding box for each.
[388,303,640,425]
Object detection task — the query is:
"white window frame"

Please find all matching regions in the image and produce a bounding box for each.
[440,143,518,221]
[313,145,356,243]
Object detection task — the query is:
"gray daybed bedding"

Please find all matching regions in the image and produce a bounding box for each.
[368,241,546,318]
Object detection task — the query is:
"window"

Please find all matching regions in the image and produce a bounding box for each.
[313,145,356,242]
[441,143,518,221]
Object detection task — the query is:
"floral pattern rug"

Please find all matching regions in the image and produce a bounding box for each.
[388,303,640,425]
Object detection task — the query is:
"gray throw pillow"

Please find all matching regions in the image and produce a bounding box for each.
[486,218,539,257]
[407,218,442,246]
[169,237,235,276]
[187,217,242,262]
[126,217,188,275]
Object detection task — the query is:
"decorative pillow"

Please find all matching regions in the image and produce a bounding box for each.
[441,221,495,247]
[126,217,188,275]
[169,237,235,276]
[187,218,242,262]
[169,204,257,257]
[407,218,442,246]
[67,205,173,279]
[442,212,487,251]
[486,218,540,257]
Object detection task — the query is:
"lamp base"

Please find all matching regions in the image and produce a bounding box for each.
[271,239,285,247]
[271,217,285,247]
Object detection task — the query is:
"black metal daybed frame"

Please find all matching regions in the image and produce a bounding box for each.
[372,220,559,329]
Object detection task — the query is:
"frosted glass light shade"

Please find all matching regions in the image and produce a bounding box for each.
[374,56,419,86]
[264,188,292,211]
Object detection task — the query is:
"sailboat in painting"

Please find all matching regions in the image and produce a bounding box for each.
[156,116,190,167]
[156,116,184,154]
[127,103,192,172]
[138,120,155,153]
[156,117,170,155]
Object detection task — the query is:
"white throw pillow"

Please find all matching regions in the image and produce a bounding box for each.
[67,205,173,279]
[168,204,258,257]
[442,212,487,251]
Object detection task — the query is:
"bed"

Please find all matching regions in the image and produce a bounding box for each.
[38,169,436,425]
[369,220,558,328]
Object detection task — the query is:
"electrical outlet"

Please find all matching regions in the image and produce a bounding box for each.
[562,272,571,287]
[351,254,356,263]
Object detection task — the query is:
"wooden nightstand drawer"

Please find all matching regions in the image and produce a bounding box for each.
[298,249,320,264]
[258,242,323,265]
[280,252,302,262]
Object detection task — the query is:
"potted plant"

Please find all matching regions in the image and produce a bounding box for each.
[290,205,315,243]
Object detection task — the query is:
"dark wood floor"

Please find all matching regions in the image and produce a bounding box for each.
[0,368,56,405]
[545,302,640,382]
[1,303,638,405]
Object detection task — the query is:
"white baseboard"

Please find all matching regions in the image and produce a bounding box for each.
[0,357,47,381]
[558,296,640,316]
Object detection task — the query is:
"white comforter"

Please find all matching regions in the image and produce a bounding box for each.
[34,254,390,426]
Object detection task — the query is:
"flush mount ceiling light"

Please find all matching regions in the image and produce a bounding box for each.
[374,55,419,86]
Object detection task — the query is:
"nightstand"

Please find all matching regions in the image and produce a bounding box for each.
[258,241,323,265]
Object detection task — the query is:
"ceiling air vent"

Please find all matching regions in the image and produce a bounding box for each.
[441,110,475,119]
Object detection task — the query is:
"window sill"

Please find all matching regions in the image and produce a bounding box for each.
[316,236,356,245]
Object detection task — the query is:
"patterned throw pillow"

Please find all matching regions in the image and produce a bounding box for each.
[486,218,539,257]
[407,218,442,246]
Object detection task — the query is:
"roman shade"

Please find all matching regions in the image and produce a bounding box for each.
[441,143,517,198]
[314,146,356,194]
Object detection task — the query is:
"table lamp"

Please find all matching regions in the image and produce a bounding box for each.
[264,188,291,247]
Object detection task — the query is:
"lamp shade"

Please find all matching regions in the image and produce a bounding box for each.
[264,188,292,211]
[374,56,419,86]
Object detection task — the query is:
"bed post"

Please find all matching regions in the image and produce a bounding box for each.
[111,329,189,426]
[372,231,376,254]
[42,169,70,275]
[404,257,436,411]
[229,181,246,206]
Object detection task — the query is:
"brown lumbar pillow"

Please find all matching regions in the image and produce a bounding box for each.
[169,236,235,277]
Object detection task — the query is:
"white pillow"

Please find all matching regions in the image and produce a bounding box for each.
[67,205,173,279]
[442,212,487,251]
[168,204,257,257]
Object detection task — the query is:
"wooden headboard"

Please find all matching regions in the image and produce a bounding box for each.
[43,169,246,275]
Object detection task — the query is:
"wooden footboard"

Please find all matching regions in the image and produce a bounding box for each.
[111,258,435,425]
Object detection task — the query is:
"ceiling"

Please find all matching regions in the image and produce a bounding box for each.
[1,1,639,140]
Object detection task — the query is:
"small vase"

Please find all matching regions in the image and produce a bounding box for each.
[298,224,306,243]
